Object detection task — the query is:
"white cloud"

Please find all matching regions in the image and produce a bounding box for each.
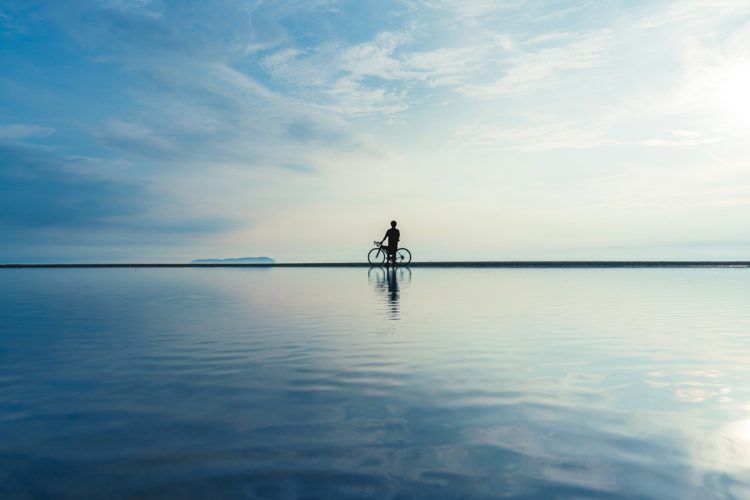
[636,0,750,29]
[641,130,723,147]
[259,30,416,115]
[0,124,54,141]
[458,120,617,151]
[458,30,614,98]
[258,24,614,115]
[322,77,408,116]
[243,41,279,55]
[416,0,524,22]
[100,120,176,156]
[404,37,510,87]
[100,0,161,19]
[338,31,415,80]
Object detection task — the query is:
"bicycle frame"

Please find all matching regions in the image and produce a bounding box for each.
[369,241,411,266]
[372,243,406,263]
[372,243,392,259]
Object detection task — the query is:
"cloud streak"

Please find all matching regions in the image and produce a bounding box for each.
[458,120,617,151]
[0,124,54,141]
[0,142,237,234]
[458,30,614,98]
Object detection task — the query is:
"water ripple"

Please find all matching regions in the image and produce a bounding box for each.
[1,268,750,498]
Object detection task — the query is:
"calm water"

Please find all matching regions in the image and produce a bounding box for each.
[1,268,750,499]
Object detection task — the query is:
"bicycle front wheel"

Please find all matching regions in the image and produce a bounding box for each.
[368,248,386,265]
[395,248,411,265]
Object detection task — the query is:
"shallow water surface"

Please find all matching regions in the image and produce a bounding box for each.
[1,268,750,498]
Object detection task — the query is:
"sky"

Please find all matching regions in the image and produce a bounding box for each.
[2,0,750,263]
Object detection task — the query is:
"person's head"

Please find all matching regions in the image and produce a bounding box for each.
[390,220,397,228]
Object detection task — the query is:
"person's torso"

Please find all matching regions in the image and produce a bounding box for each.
[386,228,400,243]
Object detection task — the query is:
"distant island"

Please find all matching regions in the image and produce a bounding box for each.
[191,257,275,264]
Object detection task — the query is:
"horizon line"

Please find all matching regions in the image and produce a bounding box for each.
[1,261,749,269]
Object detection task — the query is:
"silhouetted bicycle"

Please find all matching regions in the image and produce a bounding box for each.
[368,241,412,266]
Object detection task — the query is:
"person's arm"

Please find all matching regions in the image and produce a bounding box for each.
[380,231,388,244]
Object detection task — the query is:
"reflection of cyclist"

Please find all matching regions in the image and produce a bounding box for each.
[380,221,400,264]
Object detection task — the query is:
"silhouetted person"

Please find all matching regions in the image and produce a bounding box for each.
[380,221,400,265]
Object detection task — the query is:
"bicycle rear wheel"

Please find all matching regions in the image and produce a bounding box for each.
[395,248,411,265]
[368,248,386,265]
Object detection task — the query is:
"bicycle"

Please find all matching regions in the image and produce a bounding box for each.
[368,241,412,266]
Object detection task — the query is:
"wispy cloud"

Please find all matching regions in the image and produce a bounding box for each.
[641,130,724,147]
[0,143,147,229]
[458,30,614,98]
[636,0,750,29]
[0,142,238,233]
[458,120,617,151]
[259,23,613,113]
[100,0,162,19]
[338,31,416,80]
[323,76,408,115]
[414,0,526,23]
[99,120,177,159]
[261,30,417,115]
[0,124,54,141]
[404,37,512,87]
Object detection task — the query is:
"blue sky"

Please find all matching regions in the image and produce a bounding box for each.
[2,0,750,262]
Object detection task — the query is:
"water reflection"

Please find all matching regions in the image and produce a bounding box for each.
[3,268,750,498]
[368,266,411,320]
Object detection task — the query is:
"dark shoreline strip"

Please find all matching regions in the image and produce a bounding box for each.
[1,262,749,269]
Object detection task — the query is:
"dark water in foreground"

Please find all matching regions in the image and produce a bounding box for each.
[1,268,749,499]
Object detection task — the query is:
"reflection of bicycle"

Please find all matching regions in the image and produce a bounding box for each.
[368,266,411,321]
[368,266,412,287]
[368,241,412,266]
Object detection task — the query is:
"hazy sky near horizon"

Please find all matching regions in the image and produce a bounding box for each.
[2,0,750,262]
